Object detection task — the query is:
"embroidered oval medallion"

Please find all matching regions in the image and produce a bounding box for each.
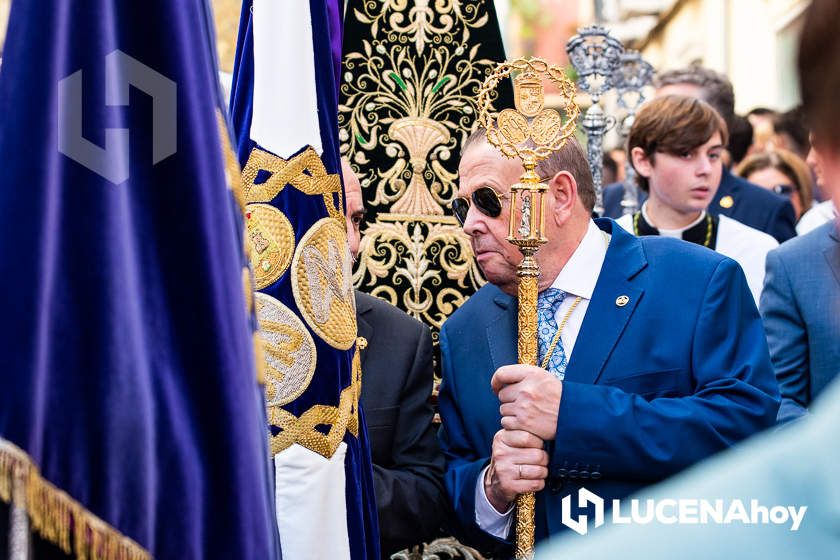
[255,292,317,407]
[246,203,295,290]
[291,217,357,349]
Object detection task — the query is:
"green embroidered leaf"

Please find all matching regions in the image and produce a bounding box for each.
[431,76,451,93]
[389,71,408,91]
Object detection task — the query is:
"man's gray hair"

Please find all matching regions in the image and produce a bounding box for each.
[460,127,596,212]
[655,64,736,132]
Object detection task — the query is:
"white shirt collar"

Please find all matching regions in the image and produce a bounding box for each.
[641,202,706,238]
[548,220,607,300]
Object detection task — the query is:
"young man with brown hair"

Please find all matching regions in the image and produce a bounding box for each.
[603,66,797,244]
[616,95,778,304]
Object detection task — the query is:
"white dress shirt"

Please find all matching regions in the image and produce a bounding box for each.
[797,200,837,235]
[474,220,609,538]
[615,205,778,305]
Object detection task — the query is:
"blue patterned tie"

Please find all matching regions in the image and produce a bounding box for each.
[537,288,569,379]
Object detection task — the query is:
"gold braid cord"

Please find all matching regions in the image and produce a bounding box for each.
[0,438,150,560]
[476,58,580,560]
[267,337,367,458]
[242,146,343,220]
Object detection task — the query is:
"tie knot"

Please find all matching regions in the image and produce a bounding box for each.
[537,288,566,315]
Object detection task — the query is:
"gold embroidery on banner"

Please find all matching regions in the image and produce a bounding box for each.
[216,110,246,214]
[268,339,365,458]
[387,117,450,216]
[352,1,489,55]
[242,147,343,220]
[291,218,357,350]
[341,43,495,212]
[340,17,503,335]
[246,203,295,289]
[243,267,254,315]
[353,220,482,328]
[255,293,317,407]
[0,438,150,560]
[253,331,266,386]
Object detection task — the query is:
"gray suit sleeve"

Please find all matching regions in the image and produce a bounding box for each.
[760,249,809,423]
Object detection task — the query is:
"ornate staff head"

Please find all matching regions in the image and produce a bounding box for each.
[565,26,624,215]
[475,58,580,255]
[566,25,624,105]
[613,50,655,113]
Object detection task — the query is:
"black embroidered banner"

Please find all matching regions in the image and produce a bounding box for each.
[340,1,513,368]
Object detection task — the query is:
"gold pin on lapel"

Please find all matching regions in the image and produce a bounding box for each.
[719,195,734,209]
[615,295,630,307]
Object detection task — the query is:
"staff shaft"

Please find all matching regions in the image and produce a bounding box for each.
[515,262,539,559]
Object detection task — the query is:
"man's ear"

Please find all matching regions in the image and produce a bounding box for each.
[630,147,653,178]
[547,170,578,225]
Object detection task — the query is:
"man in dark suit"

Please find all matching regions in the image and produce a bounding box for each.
[603,65,797,244]
[342,159,446,558]
[438,131,779,557]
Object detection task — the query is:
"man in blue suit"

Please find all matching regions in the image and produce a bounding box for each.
[603,65,797,244]
[760,221,840,423]
[438,130,780,557]
[759,7,840,423]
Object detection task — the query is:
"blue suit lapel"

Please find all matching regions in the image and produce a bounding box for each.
[486,291,518,372]
[563,219,647,386]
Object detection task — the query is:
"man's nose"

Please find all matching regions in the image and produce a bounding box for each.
[697,155,714,175]
[462,203,485,237]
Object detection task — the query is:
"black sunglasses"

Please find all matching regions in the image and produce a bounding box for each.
[451,186,505,226]
[772,184,796,196]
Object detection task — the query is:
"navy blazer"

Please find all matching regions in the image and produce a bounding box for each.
[760,221,840,423]
[602,169,797,243]
[437,219,780,556]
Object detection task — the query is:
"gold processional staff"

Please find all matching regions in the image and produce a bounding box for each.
[475,58,581,559]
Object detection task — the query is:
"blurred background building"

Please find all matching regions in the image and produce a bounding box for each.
[595,0,809,112]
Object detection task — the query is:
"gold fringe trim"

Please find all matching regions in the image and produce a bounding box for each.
[0,438,151,560]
